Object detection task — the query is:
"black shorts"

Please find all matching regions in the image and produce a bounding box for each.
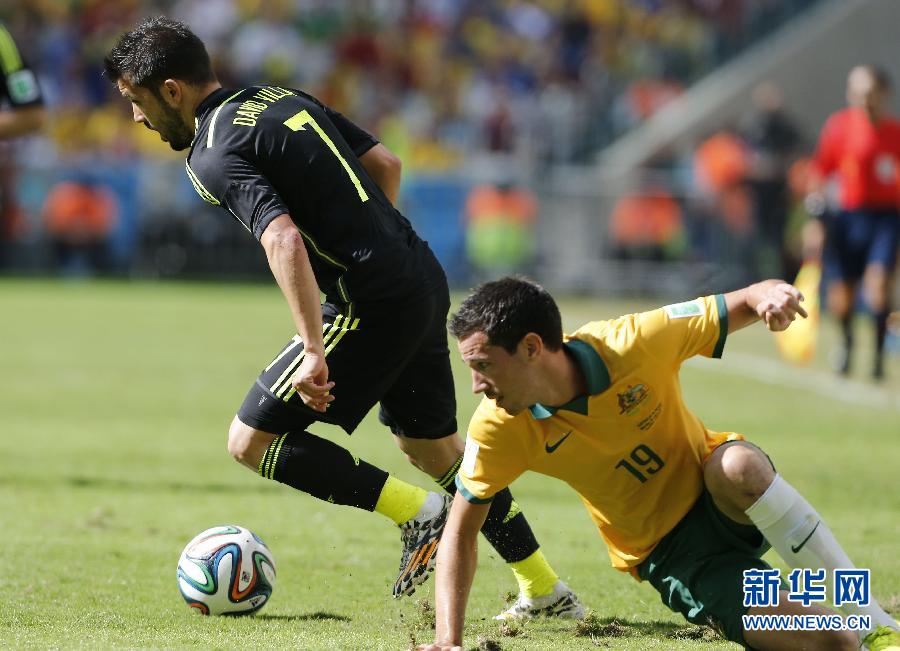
[824,208,900,283]
[237,287,457,440]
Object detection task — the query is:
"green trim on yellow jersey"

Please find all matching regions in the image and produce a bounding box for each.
[529,339,610,419]
[712,294,728,358]
[455,474,493,504]
[568,338,612,392]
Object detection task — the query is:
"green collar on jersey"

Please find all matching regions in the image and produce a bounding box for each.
[529,338,610,420]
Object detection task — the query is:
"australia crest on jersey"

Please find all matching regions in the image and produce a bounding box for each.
[617,383,649,415]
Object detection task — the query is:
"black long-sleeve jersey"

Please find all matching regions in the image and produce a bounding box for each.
[186,86,443,314]
[0,23,43,108]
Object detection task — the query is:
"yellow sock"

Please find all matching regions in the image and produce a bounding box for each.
[510,549,558,598]
[374,476,428,525]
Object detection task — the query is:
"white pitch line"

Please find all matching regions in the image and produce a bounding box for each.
[686,353,900,413]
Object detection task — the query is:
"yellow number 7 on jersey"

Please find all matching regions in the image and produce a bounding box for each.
[284,110,369,203]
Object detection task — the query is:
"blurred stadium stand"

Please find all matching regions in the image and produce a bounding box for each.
[1,0,898,296]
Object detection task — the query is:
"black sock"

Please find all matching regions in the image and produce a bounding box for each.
[874,310,889,358]
[874,310,889,376]
[260,431,388,511]
[840,313,853,349]
[436,455,539,563]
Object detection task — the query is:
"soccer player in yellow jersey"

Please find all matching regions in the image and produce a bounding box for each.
[419,277,899,651]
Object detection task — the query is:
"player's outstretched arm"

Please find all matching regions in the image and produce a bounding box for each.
[418,494,490,651]
[359,143,401,206]
[0,104,45,139]
[260,214,334,412]
[724,280,808,334]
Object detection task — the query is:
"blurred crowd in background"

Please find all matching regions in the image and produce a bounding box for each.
[0,0,825,284]
[610,79,810,285]
[6,0,818,165]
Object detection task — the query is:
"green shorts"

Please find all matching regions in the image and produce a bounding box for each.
[636,491,772,647]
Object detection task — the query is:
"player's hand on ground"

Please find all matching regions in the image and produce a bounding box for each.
[292,352,335,412]
[755,282,808,332]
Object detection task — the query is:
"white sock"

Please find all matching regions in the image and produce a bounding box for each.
[413,491,445,521]
[745,474,897,634]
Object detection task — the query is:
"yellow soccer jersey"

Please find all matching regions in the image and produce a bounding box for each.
[457,294,744,574]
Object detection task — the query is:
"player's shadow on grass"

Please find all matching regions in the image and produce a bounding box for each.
[255,612,351,622]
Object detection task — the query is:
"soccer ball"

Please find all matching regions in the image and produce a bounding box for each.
[176,524,276,616]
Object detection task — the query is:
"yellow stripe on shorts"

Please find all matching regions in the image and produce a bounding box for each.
[281,316,360,402]
[265,335,302,373]
[269,318,340,395]
[272,316,345,398]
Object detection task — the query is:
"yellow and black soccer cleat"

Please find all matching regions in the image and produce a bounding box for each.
[392,493,451,598]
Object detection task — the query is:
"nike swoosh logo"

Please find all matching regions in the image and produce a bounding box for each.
[791,520,820,554]
[545,430,573,453]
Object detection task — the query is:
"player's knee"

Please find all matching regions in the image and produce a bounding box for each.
[227,417,260,468]
[827,285,853,316]
[705,443,774,505]
[863,282,888,312]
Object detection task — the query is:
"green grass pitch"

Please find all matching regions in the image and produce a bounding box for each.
[2,279,897,650]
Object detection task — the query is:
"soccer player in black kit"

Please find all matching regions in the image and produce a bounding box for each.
[104,17,584,617]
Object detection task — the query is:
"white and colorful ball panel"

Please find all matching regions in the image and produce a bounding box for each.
[176,524,275,616]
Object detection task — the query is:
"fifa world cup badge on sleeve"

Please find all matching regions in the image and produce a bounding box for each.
[461,438,479,476]
[8,70,40,103]
[663,299,704,319]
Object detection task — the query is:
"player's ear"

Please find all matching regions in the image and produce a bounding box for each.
[160,79,183,106]
[522,333,543,360]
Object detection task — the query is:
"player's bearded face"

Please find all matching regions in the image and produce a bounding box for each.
[118,78,194,151]
[146,99,194,151]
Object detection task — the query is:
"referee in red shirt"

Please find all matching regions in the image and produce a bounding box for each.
[809,65,900,380]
